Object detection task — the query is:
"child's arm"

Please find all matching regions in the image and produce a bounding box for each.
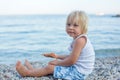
[49,37,86,66]
[57,55,69,60]
[43,53,69,60]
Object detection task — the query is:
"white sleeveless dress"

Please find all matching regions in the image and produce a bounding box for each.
[68,34,95,75]
[53,34,95,80]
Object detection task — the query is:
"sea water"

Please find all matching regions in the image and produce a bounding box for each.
[0,14,120,64]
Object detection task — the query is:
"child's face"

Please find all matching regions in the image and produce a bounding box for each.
[66,22,82,39]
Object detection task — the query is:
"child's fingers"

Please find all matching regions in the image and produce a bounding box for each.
[50,53,56,58]
[41,53,51,57]
[41,53,57,58]
[41,53,49,57]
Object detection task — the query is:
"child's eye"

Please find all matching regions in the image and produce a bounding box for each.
[67,23,71,26]
[73,24,79,27]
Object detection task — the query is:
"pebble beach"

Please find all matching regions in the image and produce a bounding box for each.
[0,57,120,80]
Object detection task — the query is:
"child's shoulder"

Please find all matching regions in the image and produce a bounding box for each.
[75,34,87,41]
[75,35,87,43]
[74,36,87,48]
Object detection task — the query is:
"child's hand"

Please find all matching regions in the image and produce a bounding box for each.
[49,59,58,65]
[42,53,57,58]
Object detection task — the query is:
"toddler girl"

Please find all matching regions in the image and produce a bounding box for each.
[16,11,95,80]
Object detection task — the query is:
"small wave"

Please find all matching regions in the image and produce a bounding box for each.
[0,30,41,34]
[95,48,120,54]
[95,48,120,57]
[0,24,35,27]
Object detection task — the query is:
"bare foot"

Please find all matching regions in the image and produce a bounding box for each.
[16,61,30,77]
[25,60,34,70]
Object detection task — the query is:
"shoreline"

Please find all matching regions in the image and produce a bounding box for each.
[0,56,120,80]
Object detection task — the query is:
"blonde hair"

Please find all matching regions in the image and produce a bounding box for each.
[66,11,88,34]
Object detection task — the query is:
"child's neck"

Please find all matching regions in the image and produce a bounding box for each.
[73,34,86,40]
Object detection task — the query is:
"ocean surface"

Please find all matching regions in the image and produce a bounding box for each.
[0,14,120,64]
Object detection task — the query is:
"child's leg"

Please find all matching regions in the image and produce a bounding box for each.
[16,61,54,77]
[25,60,34,70]
[16,61,30,77]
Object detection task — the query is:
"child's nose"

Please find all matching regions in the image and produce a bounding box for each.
[69,25,73,29]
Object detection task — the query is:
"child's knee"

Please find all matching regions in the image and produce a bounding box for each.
[45,64,54,72]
